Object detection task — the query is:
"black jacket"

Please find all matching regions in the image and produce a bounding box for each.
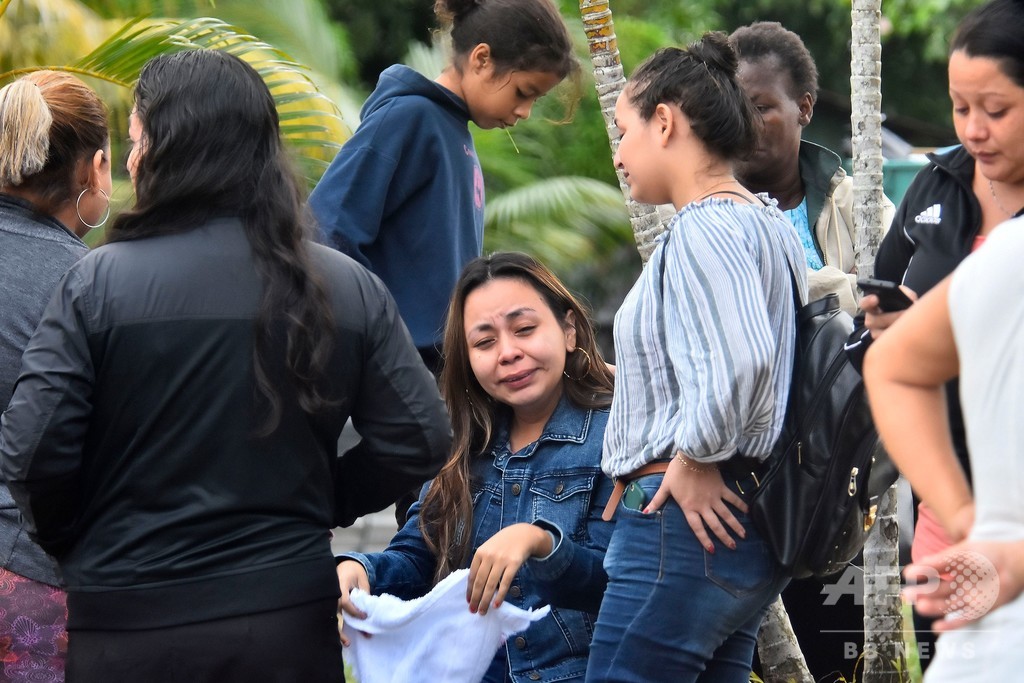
[0,218,451,629]
[846,145,986,475]
[866,145,980,296]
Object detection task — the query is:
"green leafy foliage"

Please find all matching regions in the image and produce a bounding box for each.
[483,176,629,272]
[76,0,354,75]
[321,0,434,88]
[6,0,990,308]
[1,1,350,185]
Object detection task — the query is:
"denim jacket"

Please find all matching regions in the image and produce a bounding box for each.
[341,397,614,683]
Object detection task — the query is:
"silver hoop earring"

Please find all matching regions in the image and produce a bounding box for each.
[76,187,111,229]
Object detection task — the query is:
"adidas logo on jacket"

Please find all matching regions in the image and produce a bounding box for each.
[914,204,942,224]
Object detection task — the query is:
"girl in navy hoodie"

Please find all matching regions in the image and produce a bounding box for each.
[309,0,578,373]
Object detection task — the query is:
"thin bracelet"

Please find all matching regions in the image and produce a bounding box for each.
[675,452,717,473]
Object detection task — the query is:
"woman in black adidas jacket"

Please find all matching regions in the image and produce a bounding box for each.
[849,19,1024,488]
[846,0,1024,669]
[0,50,451,682]
[847,145,984,478]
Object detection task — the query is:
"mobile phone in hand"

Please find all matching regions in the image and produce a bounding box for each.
[857,277,914,313]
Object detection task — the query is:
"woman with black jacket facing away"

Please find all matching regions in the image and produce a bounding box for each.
[0,49,451,682]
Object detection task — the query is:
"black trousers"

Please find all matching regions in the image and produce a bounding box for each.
[67,598,345,683]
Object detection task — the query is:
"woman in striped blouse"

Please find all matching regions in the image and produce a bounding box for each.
[584,33,807,682]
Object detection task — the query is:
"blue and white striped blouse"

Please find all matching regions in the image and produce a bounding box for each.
[602,198,808,479]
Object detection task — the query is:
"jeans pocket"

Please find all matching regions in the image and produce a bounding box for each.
[704,527,777,598]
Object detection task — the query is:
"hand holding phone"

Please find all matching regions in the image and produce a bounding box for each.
[857,277,914,313]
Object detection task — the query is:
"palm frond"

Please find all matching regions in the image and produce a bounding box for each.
[484,176,629,274]
[205,0,352,81]
[63,17,178,86]
[2,15,349,184]
[404,37,448,81]
[104,18,347,180]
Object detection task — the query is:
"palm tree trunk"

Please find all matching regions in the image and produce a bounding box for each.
[850,2,908,679]
[757,598,814,683]
[862,485,907,681]
[578,0,664,262]
[850,0,888,278]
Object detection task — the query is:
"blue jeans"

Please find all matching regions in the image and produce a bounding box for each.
[584,473,789,683]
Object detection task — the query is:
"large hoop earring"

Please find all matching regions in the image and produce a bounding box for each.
[76,187,111,229]
[563,347,593,382]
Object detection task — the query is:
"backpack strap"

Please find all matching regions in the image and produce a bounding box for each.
[786,263,802,314]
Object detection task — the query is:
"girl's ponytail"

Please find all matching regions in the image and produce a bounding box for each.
[436,0,577,81]
[0,72,108,214]
[690,31,740,78]
[434,0,483,26]
[627,34,759,163]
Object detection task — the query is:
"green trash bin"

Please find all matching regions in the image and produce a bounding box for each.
[841,157,928,207]
[882,158,928,206]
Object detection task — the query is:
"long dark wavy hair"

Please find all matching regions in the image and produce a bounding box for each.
[419,252,614,583]
[107,50,334,433]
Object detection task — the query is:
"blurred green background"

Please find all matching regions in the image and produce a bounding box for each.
[2,0,981,324]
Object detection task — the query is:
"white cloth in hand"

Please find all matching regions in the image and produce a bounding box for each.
[343,568,550,683]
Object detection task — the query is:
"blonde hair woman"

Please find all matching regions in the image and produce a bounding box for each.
[0,70,111,681]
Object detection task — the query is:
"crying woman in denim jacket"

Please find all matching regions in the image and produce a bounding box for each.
[337,252,615,683]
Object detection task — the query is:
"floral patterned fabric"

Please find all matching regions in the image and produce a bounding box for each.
[0,569,67,682]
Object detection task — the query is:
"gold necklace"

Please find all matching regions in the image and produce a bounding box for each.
[988,178,1019,218]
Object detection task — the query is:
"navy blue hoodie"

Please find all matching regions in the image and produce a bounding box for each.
[309,65,484,352]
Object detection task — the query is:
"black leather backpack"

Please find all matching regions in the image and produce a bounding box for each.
[749,291,898,579]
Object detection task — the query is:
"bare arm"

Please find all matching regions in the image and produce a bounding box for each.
[863,276,973,540]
